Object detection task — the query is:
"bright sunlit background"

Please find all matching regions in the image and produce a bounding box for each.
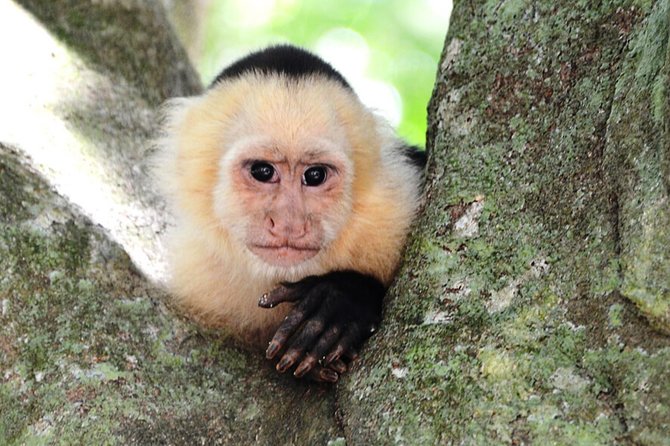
[187,0,451,147]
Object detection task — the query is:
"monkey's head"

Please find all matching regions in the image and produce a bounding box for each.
[213,81,355,270]
[159,74,380,276]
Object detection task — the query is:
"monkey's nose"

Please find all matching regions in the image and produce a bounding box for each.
[267,217,309,239]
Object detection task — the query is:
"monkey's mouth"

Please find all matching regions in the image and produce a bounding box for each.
[249,244,320,266]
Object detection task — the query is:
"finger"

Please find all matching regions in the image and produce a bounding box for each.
[325,323,363,365]
[293,353,318,378]
[258,285,298,308]
[276,348,303,373]
[310,324,342,360]
[324,344,346,365]
[307,365,339,383]
[265,293,324,359]
[344,348,359,361]
[328,359,347,374]
[294,324,343,377]
[275,318,326,371]
[258,274,324,308]
[266,310,307,359]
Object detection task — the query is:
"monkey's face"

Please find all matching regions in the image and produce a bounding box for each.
[215,138,353,269]
[177,76,370,273]
[208,76,358,273]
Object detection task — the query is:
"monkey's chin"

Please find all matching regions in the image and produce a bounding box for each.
[249,245,320,268]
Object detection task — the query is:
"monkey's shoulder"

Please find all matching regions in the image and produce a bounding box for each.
[400,144,427,169]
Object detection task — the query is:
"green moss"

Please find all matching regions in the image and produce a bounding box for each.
[0,386,33,444]
[652,75,668,124]
[0,152,38,221]
[608,304,625,328]
[602,0,670,334]
[494,0,527,19]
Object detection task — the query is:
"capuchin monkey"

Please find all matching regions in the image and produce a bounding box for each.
[154,45,425,382]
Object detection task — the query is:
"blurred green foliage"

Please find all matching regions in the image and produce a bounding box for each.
[196,0,450,147]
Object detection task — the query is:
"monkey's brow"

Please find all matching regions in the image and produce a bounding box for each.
[244,146,288,163]
[299,149,333,163]
[243,147,337,165]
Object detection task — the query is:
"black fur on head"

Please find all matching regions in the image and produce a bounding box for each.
[210,44,352,90]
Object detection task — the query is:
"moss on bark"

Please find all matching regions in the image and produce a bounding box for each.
[0,145,341,444]
[0,1,341,443]
[340,1,670,444]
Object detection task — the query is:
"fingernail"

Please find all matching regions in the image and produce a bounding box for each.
[325,351,340,365]
[294,362,310,378]
[258,293,268,306]
[277,356,293,373]
[320,368,338,383]
[258,293,275,308]
[266,342,279,359]
[330,361,347,374]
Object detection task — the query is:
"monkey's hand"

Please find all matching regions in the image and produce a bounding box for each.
[258,271,385,383]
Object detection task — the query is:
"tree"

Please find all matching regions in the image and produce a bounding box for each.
[0,1,337,443]
[1,0,668,444]
[341,1,670,444]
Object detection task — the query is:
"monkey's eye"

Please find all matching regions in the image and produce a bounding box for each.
[250,162,276,183]
[303,166,327,187]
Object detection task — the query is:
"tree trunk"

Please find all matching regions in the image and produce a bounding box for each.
[0,1,339,444]
[340,0,670,444]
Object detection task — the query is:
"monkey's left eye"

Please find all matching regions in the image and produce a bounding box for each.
[250,162,276,183]
[303,166,327,186]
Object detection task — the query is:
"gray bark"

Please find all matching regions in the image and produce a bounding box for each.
[0,1,339,444]
[340,1,670,444]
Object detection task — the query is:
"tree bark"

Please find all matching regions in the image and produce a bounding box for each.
[340,1,669,444]
[0,1,340,444]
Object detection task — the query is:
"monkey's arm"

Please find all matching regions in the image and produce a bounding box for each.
[258,270,384,382]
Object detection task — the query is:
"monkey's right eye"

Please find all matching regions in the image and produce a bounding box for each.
[250,162,276,183]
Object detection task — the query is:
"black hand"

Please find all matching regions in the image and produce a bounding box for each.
[258,271,385,381]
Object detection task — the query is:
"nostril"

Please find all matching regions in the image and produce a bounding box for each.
[297,222,308,239]
[295,218,310,239]
[265,214,309,238]
[266,216,276,232]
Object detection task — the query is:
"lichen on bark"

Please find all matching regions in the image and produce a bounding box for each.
[0,144,340,444]
[340,1,670,444]
[0,1,341,444]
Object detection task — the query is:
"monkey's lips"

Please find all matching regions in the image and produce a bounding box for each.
[249,243,320,266]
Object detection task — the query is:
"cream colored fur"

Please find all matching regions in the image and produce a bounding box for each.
[153,73,422,346]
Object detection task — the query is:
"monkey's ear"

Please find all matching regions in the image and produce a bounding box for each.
[150,97,199,198]
[154,97,198,154]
